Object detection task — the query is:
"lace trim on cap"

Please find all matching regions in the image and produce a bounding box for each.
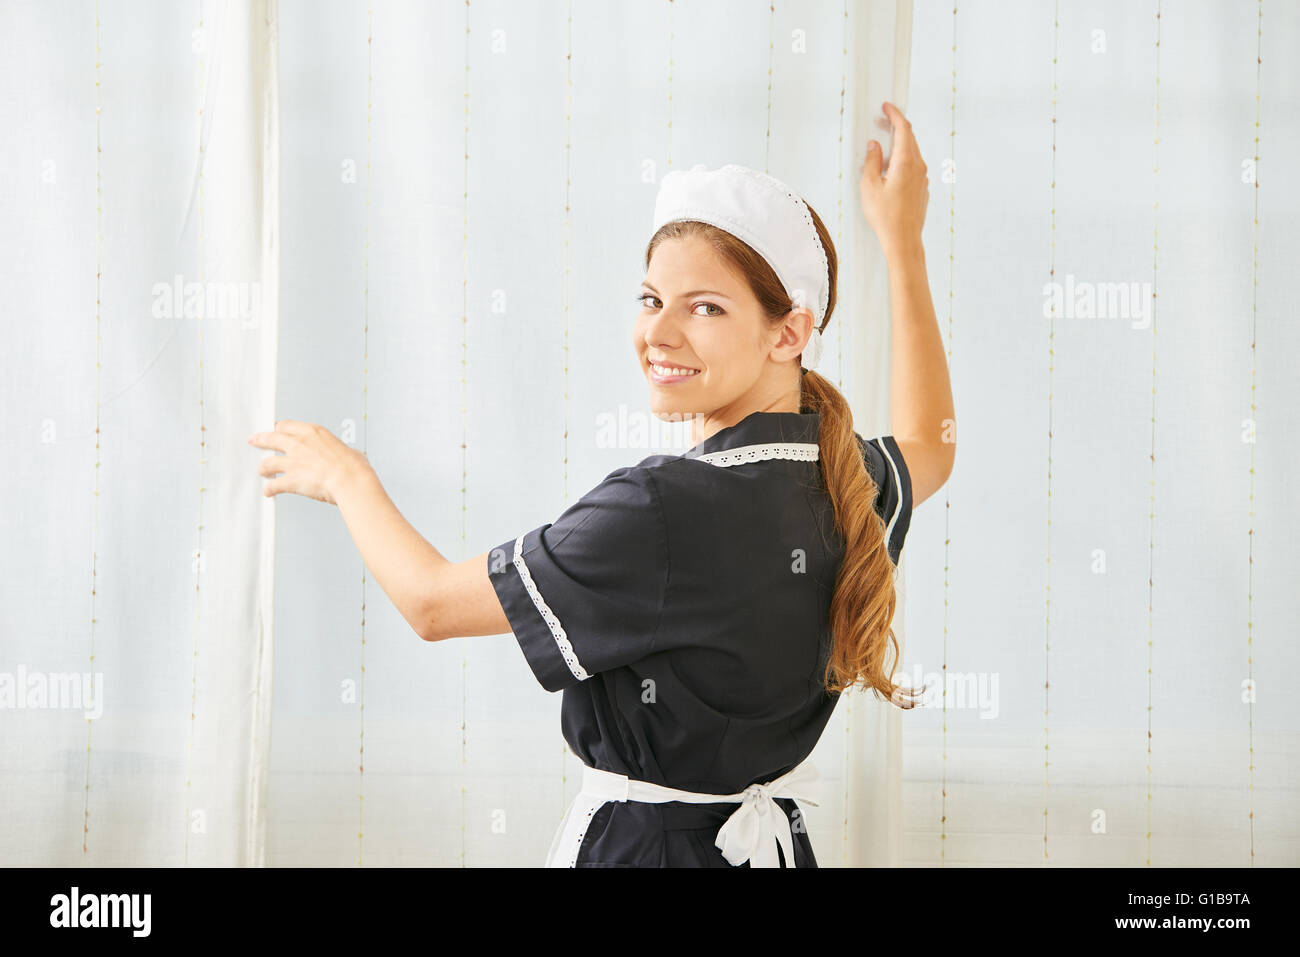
[511,532,590,683]
[696,441,820,468]
[721,164,831,325]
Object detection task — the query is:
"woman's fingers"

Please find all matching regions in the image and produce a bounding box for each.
[257,454,287,478]
[249,430,290,452]
[274,419,313,437]
[860,102,930,250]
[882,101,925,170]
[861,139,884,184]
[248,419,315,452]
[247,421,354,506]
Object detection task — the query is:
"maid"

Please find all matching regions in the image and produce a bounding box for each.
[486,106,952,867]
[251,102,953,867]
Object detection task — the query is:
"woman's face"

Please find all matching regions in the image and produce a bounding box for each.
[634,235,809,435]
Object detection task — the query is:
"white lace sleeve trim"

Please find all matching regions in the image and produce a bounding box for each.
[695,441,820,468]
[511,532,590,683]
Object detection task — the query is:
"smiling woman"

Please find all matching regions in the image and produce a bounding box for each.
[249,105,954,870]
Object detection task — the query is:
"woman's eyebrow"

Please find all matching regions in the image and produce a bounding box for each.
[640,281,732,300]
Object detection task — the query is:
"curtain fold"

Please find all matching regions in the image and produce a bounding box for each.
[839,0,914,869]
[0,0,279,866]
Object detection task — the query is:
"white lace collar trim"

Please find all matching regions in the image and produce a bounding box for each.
[694,441,819,468]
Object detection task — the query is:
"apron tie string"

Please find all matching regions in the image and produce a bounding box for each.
[712,763,822,868]
[576,761,823,868]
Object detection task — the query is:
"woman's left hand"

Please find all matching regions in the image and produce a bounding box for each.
[859,101,929,258]
[248,420,372,505]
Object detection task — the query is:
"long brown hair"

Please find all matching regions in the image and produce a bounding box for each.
[646,207,922,707]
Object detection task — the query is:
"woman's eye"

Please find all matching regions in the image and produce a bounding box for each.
[635,295,720,316]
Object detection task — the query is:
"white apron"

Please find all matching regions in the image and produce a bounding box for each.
[545,761,823,868]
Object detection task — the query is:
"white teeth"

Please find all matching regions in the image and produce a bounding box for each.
[651,362,699,377]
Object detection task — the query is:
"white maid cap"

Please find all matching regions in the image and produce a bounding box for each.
[650,163,829,370]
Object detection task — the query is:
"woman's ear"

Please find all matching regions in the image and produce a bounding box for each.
[789,306,817,350]
[772,306,815,364]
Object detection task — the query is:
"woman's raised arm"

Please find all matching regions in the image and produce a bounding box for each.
[859,101,955,508]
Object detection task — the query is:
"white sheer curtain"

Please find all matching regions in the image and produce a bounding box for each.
[20,0,1288,871]
[0,0,278,866]
[902,0,1300,866]
[0,0,911,867]
[268,0,911,867]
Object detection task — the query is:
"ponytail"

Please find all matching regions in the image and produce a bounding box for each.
[801,368,922,705]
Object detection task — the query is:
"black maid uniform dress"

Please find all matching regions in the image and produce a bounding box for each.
[487,406,912,867]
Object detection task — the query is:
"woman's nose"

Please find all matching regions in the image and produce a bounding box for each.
[642,303,682,343]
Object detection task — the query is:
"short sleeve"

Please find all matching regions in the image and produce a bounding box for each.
[487,466,669,693]
[855,433,913,565]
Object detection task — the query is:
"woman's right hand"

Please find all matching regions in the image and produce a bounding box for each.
[859,101,929,259]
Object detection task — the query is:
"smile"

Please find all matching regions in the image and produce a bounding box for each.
[648,361,701,382]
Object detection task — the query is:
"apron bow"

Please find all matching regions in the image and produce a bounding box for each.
[713,762,822,868]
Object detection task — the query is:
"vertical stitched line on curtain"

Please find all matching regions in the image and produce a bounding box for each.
[83,0,104,865]
[833,0,847,393]
[185,0,209,868]
[1246,0,1262,869]
[1145,0,1161,869]
[1043,0,1059,867]
[941,0,957,868]
[666,0,674,172]
[460,0,471,867]
[358,2,373,869]
[559,0,575,822]
[249,0,279,868]
[836,0,849,867]
[764,3,775,175]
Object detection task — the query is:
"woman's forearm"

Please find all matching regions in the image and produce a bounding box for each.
[884,238,955,455]
[332,463,450,640]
